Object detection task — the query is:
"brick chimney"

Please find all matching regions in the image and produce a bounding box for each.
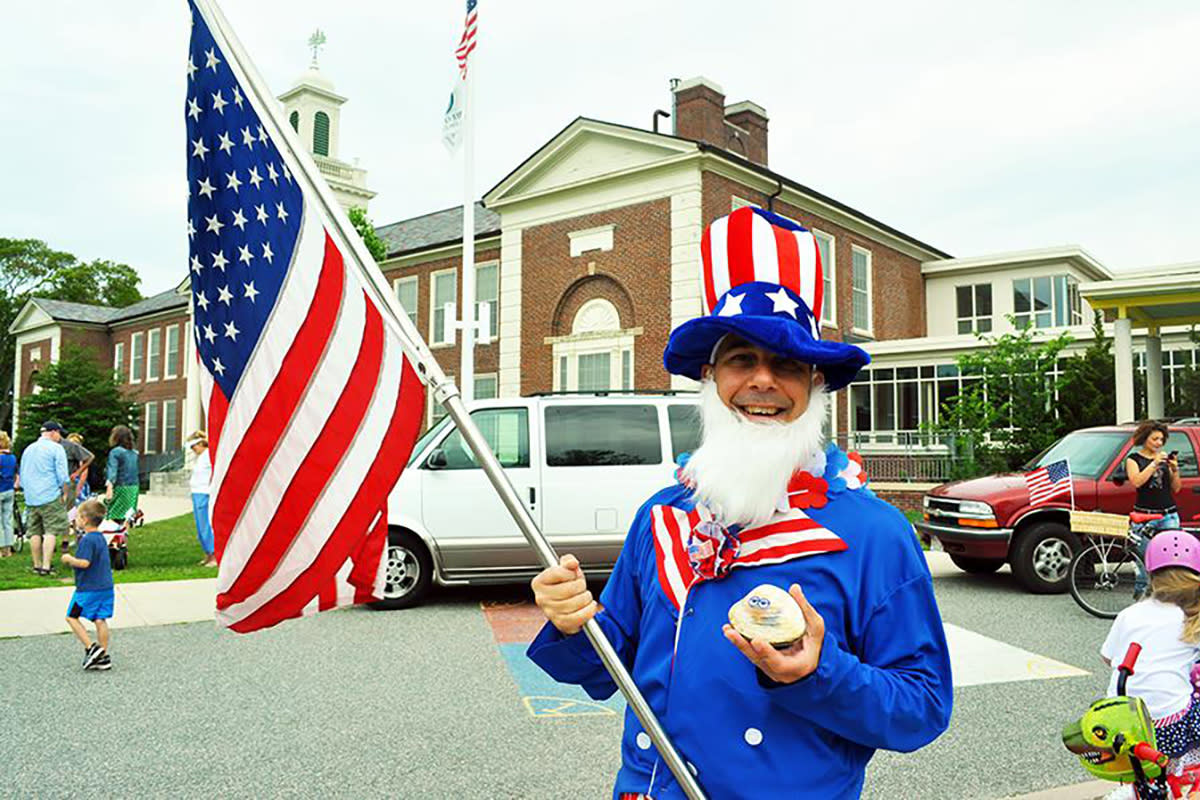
[672,77,769,167]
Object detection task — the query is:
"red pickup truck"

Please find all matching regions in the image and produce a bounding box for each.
[916,421,1200,594]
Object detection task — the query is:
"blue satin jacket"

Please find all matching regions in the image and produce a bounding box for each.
[527,469,953,799]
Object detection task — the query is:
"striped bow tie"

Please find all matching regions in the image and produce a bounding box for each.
[649,499,847,612]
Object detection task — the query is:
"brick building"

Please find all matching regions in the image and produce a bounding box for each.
[10,286,193,460]
[11,73,1198,477]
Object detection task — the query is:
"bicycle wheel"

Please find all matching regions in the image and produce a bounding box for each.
[1070,538,1144,619]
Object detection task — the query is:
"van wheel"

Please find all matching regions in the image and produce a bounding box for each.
[1011,521,1078,594]
[369,529,432,610]
[948,554,1004,574]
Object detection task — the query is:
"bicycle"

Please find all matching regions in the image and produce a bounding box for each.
[1071,512,1200,620]
[1069,510,1161,620]
[1064,641,1178,799]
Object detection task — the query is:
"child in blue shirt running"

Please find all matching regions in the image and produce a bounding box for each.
[61,498,114,671]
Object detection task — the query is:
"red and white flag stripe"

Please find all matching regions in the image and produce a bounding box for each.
[649,503,846,611]
[700,206,823,330]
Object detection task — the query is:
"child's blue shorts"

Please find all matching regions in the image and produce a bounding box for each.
[67,590,114,621]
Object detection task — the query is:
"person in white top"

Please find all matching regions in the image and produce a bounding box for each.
[1101,530,1200,762]
[187,432,216,568]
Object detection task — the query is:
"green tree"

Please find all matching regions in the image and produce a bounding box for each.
[929,321,1073,474]
[1057,312,1116,431]
[0,238,142,429]
[348,207,388,263]
[16,345,139,487]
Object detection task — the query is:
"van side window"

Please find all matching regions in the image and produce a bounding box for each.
[436,408,530,469]
[1166,431,1199,477]
[668,404,701,461]
[546,405,661,467]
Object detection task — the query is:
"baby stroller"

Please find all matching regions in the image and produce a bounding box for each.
[98,507,141,571]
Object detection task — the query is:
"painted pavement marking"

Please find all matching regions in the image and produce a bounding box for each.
[481,602,1091,717]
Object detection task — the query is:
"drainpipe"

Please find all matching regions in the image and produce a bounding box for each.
[766,177,784,212]
[653,110,670,134]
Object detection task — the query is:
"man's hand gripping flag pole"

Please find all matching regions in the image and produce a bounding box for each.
[190,2,705,796]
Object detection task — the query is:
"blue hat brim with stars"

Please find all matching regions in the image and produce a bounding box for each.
[663,281,870,390]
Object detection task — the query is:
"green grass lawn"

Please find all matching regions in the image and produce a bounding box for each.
[0,513,214,591]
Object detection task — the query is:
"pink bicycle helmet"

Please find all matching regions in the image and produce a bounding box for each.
[1145,530,1200,574]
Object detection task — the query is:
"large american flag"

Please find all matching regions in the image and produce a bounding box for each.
[1025,459,1073,507]
[455,0,479,79]
[186,1,425,632]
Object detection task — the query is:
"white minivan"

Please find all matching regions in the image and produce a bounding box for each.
[374,393,702,608]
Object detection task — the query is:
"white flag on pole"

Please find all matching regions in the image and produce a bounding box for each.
[442,80,465,154]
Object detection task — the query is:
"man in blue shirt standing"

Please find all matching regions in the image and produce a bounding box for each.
[19,421,71,576]
[528,207,952,799]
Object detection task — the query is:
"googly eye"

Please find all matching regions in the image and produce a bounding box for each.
[748,595,770,609]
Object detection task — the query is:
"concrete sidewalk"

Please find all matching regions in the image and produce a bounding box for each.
[0,577,217,638]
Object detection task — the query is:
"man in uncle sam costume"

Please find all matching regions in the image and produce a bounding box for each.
[528,206,953,799]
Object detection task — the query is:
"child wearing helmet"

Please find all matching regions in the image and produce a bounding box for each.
[1101,530,1200,759]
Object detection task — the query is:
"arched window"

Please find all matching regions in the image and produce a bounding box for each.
[313,111,330,156]
[288,110,299,133]
[552,298,635,393]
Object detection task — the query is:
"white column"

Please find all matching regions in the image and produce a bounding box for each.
[1146,330,1164,418]
[184,320,204,437]
[497,227,523,396]
[1114,316,1135,423]
[669,185,703,391]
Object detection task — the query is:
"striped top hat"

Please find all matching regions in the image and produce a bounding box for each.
[663,205,869,390]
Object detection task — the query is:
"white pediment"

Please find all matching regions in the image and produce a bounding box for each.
[486,119,697,207]
[7,300,55,335]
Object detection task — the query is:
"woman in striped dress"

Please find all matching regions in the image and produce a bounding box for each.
[104,426,139,522]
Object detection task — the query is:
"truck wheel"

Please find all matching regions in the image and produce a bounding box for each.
[369,529,432,610]
[1011,521,1079,594]
[948,554,1005,574]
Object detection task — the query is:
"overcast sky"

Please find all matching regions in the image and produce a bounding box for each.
[4,1,1199,297]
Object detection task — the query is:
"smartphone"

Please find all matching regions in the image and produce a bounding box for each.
[1169,450,1179,460]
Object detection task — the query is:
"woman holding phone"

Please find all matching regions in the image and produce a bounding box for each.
[1127,419,1183,597]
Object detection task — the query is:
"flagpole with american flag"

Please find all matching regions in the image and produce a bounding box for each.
[457,0,479,403]
[187,2,704,795]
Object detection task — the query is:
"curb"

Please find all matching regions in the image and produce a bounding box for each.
[1002,780,1110,799]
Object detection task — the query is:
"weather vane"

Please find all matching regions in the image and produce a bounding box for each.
[308,29,327,67]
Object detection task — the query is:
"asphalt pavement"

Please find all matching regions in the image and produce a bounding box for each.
[0,562,1117,799]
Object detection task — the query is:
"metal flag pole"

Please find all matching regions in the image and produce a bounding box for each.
[459,44,476,404]
[191,3,704,797]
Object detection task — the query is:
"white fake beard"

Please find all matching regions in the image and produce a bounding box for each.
[682,380,829,528]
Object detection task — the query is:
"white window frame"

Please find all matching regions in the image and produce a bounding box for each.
[163,398,179,452]
[850,245,873,337]
[130,332,145,383]
[146,328,162,383]
[393,275,419,329]
[476,260,500,342]
[144,401,159,454]
[812,229,836,328]
[113,342,125,378]
[955,283,994,335]
[474,372,498,400]
[430,268,457,348]
[164,325,180,379]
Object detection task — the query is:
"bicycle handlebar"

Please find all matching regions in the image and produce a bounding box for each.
[1131,741,1169,768]
[1120,643,1142,675]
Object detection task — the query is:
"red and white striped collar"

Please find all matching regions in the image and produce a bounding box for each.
[649,498,847,612]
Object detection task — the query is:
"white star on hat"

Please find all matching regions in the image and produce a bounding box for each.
[766,288,801,318]
[717,293,745,317]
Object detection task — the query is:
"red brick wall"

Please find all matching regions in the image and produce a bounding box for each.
[18,337,53,400]
[62,327,113,376]
[381,245,502,414]
[111,312,190,453]
[701,172,927,341]
[519,199,673,395]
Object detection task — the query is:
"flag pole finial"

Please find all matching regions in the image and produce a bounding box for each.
[307,29,326,68]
